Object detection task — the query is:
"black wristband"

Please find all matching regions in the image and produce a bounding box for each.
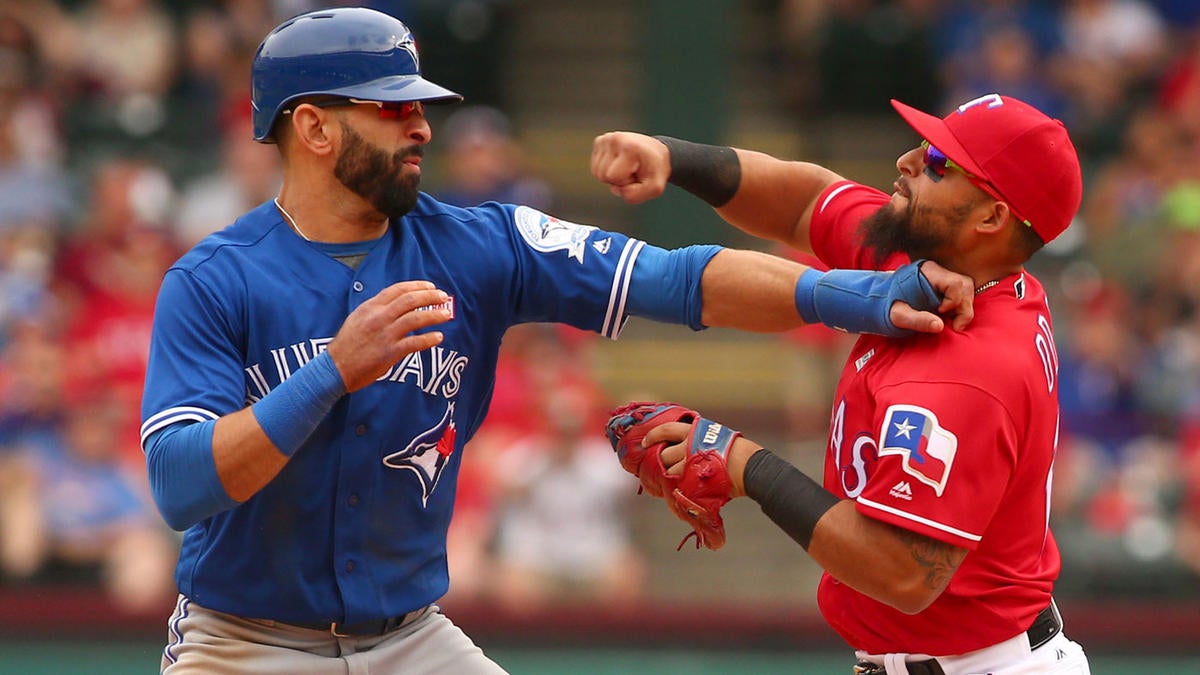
[654,135,741,207]
[743,449,840,550]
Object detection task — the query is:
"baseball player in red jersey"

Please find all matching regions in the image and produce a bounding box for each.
[592,93,1091,674]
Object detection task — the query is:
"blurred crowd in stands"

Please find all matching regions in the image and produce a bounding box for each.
[2,0,1200,616]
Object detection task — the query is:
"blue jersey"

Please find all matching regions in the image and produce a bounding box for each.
[140,195,664,624]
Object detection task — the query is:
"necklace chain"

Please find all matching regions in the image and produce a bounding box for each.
[274,198,311,242]
[974,280,1000,296]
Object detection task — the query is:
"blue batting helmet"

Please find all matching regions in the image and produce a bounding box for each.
[251,7,463,142]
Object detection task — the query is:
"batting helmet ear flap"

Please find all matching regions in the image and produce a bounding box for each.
[250,7,462,143]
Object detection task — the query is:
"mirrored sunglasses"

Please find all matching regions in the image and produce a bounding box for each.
[920,140,1031,228]
[285,98,425,121]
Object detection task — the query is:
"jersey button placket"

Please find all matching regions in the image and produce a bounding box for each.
[352,281,364,292]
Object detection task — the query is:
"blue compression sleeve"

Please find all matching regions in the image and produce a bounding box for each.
[626,243,722,330]
[794,259,940,337]
[144,420,237,531]
[144,351,345,531]
[251,350,346,457]
[793,268,824,326]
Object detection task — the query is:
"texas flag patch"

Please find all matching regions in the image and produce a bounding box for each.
[877,404,958,497]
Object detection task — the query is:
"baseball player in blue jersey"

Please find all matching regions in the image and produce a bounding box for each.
[141,7,977,674]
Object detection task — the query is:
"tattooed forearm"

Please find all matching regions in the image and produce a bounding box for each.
[894,527,968,591]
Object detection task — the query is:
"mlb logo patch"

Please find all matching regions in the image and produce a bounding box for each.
[877,404,958,497]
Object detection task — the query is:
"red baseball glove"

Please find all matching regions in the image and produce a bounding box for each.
[604,402,699,498]
[605,402,741,550]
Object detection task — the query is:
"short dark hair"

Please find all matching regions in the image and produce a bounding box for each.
[1013,221,1046,261]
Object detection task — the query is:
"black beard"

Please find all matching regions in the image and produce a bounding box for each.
[334,123,421,220]
[858,195,945,267]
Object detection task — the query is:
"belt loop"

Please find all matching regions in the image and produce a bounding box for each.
[883,654,908,674]
[324,606,426,638]
[1027,600,1063,651]
[907,659,947,675]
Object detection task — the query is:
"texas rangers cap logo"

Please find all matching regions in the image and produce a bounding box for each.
[877,404,957,497]
[382,402,457,506]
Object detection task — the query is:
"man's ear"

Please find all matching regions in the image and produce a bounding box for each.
[976,200,1013,235]
[287,104,337,157]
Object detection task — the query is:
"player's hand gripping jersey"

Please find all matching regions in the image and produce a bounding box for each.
[139,196,695,625]
[810,181,1061,656]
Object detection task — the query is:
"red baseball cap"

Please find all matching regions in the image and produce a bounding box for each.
[891,94,1083,244]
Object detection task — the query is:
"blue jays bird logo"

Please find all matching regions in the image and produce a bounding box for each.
[382,402,457,506]
[396,30,420,70]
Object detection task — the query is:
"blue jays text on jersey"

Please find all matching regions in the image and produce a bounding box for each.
[242,339,469,404]
[138,196,690,626]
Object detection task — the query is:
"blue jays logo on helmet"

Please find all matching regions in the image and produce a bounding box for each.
[397,32,419,71]
[250,7,462,143]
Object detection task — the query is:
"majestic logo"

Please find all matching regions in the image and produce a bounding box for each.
[889,480,913,500]
[593,237,611,255]
[382,402,457,506]
[878,404,958,497]
[854,348,875,372]
[513,205,596,263]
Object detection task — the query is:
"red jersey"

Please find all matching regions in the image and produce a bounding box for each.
[810,181,1061,656]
